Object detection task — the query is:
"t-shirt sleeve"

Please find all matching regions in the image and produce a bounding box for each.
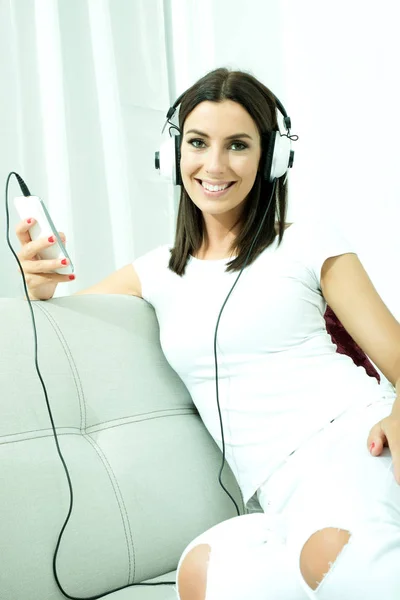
[132,244,171,304]
[298,219,358,290]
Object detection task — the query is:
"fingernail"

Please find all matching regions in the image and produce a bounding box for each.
[48,236,55,243]
[27,218,33,224]
[61,258,68,265]
[370,442,376,452]
[68,275,75,280]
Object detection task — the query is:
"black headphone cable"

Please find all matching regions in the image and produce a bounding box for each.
[212,180,276,516]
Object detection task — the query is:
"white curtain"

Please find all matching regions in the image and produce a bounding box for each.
[1,0,175,298]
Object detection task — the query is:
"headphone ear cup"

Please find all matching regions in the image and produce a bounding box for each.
[269,131,294,181]
[266,132,292,182]
[155,135,182,186]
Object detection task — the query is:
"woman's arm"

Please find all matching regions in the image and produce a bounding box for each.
[320,252,400,390]
[73,264,142,297]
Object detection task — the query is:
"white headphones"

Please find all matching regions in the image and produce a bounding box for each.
[155,89,297,186]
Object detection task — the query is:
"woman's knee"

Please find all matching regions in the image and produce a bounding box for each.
[177,543,211,600]
[299,527,351,590]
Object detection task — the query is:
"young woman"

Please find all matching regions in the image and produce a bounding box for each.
[16,68,400,600]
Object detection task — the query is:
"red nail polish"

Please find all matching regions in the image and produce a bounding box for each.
[27,218,32,224]
[61,259,68,265]
[370,442,375,452]
[48,236,55,243]
[68,275,75,280]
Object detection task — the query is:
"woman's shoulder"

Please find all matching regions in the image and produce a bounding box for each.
[133,243,172,270]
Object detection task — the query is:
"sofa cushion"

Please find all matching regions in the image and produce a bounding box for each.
[0,296,243,599]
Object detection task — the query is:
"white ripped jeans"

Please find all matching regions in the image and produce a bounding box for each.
[175,398,400,599]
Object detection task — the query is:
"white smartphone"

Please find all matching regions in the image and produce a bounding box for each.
[14,195,74,275]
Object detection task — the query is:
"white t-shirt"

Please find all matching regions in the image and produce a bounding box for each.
[133,219,387,503]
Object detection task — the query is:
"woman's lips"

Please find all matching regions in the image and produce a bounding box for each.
[195,179,236,198]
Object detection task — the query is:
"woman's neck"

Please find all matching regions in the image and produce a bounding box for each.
[194,221,292,260]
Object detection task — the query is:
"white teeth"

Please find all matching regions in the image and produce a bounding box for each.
[201,181,231,192]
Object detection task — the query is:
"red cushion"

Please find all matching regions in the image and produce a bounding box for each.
[324,306,380,382]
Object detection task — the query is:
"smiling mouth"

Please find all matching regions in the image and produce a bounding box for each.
[194,178,236,190]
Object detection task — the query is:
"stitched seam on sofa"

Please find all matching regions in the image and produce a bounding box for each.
[87,407,197,429]
[34,303,86,430]
[84,433,136,584]
[0,427,81,445]
[87,411,199,434]
[0,412,196,444]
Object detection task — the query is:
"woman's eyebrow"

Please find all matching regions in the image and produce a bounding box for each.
[185,129,253,141]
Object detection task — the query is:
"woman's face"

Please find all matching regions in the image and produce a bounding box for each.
[180,100,262,220]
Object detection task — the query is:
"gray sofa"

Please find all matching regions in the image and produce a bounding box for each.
[0,295,244,600]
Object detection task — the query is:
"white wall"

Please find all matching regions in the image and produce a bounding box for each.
[279,0,400,321]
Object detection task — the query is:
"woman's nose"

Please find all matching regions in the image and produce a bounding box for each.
[204,147,227,174]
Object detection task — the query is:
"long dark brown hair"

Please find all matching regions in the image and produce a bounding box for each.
[169,67,290,275]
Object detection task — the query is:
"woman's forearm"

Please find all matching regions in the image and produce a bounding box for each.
[390,377,400,416]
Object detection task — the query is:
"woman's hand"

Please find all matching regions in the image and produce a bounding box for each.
[15,218,72,301]
[367,412,400,484]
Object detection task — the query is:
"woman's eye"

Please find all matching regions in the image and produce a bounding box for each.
[230,141,247,151]
[188,138,205,149]
[187,138,248,151]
